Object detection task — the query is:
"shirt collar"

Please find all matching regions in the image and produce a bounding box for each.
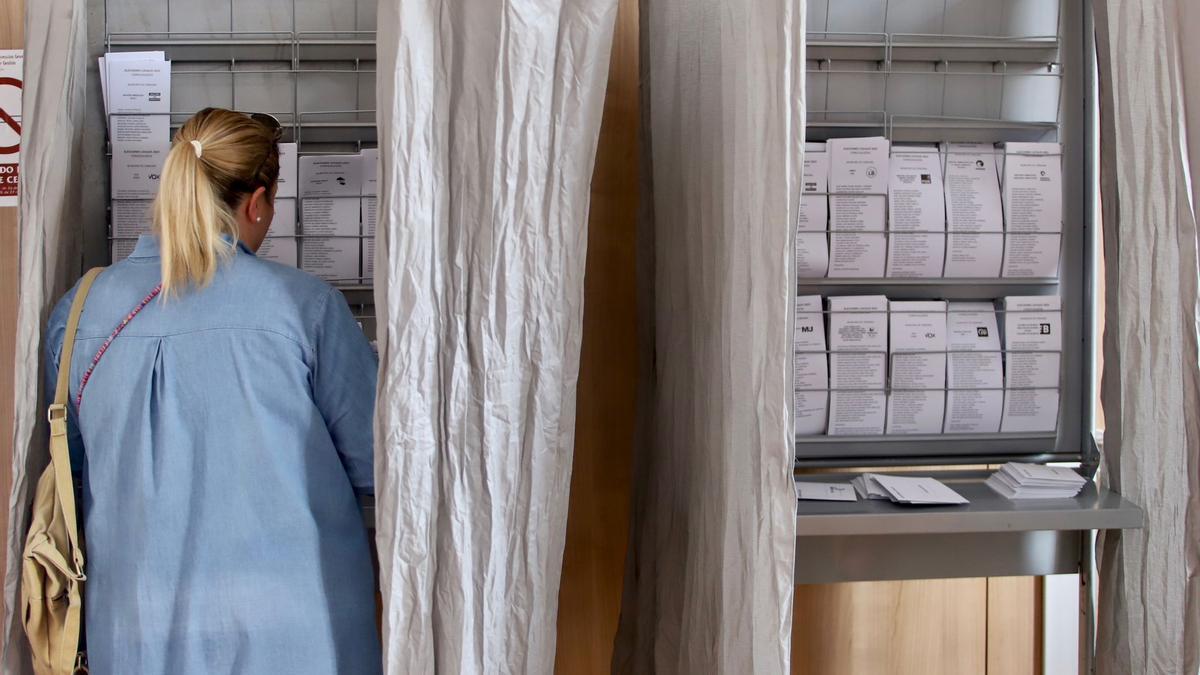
[128,234,256,259]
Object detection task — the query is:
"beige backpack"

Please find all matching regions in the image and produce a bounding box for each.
[22,267,104,675]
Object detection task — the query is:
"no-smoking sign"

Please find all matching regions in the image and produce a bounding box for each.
[0,50,23,207]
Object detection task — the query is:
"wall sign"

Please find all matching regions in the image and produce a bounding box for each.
[0,50,23,207]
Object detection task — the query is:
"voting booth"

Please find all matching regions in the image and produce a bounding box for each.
[793,1,1141,671]
[80,0,1140,669]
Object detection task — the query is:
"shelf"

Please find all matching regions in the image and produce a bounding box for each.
[795,432,1063,465]
[797,277,1059,300]
[792,471,1143,583]
[808,34,1059,64]
[794,470,1141,536]
[106,32,376,63]
[806,114,1059,143]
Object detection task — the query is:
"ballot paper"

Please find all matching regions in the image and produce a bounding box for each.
[302,197,360,236]
[794,295,829,436]
[942,143,1003,278]
[1001,143,1063,278]
[944,301,1004,433]
[301,237,360,281]
[362,196,378,280]
[827,295,887,435]
[361,148,379,197]
[986,462,1086,500]
[1000,296,1062,432]
[300,155,363,197]
[828,137,889,277]
[111,199,154,239]
[111,143,169,199]
[270,198,297,236]
[276,143,299,199]
[111,238,139,263]
[886,146,945,278]
[852,473,969,505]
[794,482,858,502]
[99,51,165,115]
[886,301,947,434]
[103,54,170,143]
[258,237,298,267]
[796,142,830,278]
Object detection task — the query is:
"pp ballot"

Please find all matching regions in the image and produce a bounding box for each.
[1001,143,1063,278]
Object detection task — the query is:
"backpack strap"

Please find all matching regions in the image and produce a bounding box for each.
[46,267,105,575]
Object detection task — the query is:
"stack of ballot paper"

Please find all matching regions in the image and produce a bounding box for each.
[986,463,1086,499]
[851,473,969,505]
[794,481,857,502]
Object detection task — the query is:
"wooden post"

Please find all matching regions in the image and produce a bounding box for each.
[0,0,23,600]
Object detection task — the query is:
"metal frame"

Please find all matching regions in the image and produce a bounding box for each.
[795,0,1090,469]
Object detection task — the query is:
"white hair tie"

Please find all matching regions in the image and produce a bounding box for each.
[190,140,203,158]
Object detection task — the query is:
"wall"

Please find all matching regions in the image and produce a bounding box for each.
[554,0,638,671]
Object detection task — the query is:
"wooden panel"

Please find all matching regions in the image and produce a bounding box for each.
[0,0,24,605]
[792,579,990,675]
[554,1,638,673]
[986,577,1040,675]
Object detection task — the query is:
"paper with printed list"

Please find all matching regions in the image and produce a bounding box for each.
[1000,295,1061,432]
[886,301,947,434]
[796,143,830,278]
[942,143,1003,278]
[828,138,888,277]
[1001,142,1062,278]
[886,145,945,278]
[827,295,887,435]
[793,295,829,435]
[944,302,1003,433]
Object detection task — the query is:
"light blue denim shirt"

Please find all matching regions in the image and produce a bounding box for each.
[44,235,382,675]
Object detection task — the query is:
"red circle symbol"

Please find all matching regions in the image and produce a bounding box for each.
[0,76,22,155]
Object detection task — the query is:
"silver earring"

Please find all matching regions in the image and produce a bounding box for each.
[256,216,262,223]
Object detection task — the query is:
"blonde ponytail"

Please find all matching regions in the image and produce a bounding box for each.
[153,108,281,298]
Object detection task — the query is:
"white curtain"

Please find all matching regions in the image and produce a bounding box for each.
[1094,1,1200,673]
[373,1,618,672]
[2,0,87,672]
[612,0,803,672]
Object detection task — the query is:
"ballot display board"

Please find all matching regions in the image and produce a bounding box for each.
[80,0,379,330]
[794,0,1092,468]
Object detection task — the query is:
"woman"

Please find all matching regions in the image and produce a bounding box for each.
[44,108,382,674]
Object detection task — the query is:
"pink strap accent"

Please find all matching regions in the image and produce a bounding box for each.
[76,283,163,408]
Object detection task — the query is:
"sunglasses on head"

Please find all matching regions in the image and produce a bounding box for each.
[244,111,283,141]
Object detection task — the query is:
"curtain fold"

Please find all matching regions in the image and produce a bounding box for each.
[1094,1,1200,673]
[612,0,803,672]
[2,1,88,672]
[373,1,618,672]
